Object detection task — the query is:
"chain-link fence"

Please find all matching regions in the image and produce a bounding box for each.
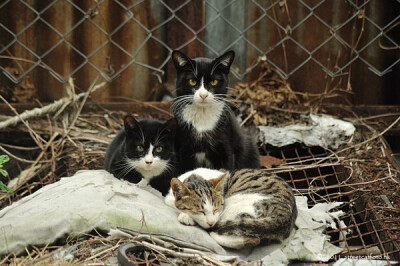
[0,0,399,102]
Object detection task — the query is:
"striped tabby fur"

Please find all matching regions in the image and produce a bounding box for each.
[165,168,297,249]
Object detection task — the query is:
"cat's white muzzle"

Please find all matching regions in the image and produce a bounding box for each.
[193,87,214,105]
[127,157,169,181]
[190,211,219,229]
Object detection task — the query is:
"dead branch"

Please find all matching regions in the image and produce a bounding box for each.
[0,79,106,130]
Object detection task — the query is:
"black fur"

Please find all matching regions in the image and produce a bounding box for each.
[171,50,260,173]
[104,116,177,195]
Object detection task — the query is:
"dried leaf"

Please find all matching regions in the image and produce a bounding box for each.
[260,155,286,168]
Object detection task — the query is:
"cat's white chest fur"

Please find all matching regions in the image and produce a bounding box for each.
[181,83,224,133]
[182,102,224,133]
[195,152,212,167]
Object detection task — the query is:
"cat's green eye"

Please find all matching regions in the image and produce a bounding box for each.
[210,79,218,86]
[155,146,163,153]
[136,145,144,152]
[188,79,197,86]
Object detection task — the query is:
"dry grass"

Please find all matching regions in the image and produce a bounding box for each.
[0,66,399,265]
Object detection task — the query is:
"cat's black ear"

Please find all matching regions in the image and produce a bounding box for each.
[213,50,235,73]
[172,50,191,69]
[124,115,139,133]
[163,118,177,135]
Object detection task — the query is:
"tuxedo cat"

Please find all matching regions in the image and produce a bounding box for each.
[171,50,260,173]
[104,116,177,195]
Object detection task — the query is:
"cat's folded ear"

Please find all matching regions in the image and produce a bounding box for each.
[172,50,191,69]
[210,172,229,192]
[213,50,235,74]
[163,118,177,135]
[171,178,191,198]
[124,115,140,133]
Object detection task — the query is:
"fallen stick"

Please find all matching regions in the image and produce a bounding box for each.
[0,81,106,130]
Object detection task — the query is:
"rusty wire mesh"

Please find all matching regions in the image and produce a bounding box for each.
[0,1,400,263]
[1,98,400,263]
[263,143,400,262]
[0,0,399,100]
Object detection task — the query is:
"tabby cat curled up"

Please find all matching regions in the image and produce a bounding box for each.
[165,168,297,249]
[105,116,177,195]
[171,50,260,173]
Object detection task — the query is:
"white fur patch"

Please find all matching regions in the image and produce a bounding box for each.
[203,196,218,227]
[164,168,226,224]
[209,232,247,249]
[144,144,154,163]
[218,193,274,223]
[178,168,225,182]
[164,191,176,208]
[181,79,224,133]
[178,212,195,226]
[220,57,231,67]
[175,54,187,66]
[127,143,169,181]
[195,152,212,167]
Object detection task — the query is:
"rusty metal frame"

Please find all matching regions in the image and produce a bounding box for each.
[1,102,399,263]
[263,143,400,262]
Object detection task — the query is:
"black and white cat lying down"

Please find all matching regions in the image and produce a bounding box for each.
[171,50,260,172]
[104,116,177,195]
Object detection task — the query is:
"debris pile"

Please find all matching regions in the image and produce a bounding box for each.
[0,68,399,264]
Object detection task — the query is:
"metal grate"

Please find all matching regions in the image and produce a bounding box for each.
[0,0,399,101]
[262,144,400,262]
[1,103,400,262]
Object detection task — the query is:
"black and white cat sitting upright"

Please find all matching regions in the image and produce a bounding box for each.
[104,116,177,195]
[171,50,260,173]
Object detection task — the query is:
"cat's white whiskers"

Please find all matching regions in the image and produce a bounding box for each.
[173,96,192,107]
[213,98,230,109]
[213,94,231,101]
[113,158,137,179]
[113,162,132,171]
[172,96,193,114]
[173,95,193,102]
[163,161,176,176]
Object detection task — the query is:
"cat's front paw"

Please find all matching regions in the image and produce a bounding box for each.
[178,212,195,226]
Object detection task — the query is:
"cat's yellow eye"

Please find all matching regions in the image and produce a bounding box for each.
[155,146,163,153]
[136,145,144,152]
[210,79,218,86]
[188,79,197,86]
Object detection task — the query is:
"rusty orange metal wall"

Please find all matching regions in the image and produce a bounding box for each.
[0,0,398,104]
[245,0,399,104]
[0,0,168,102]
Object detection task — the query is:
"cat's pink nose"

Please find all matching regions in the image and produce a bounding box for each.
[200,92,208,100]
[207,220,215,227]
